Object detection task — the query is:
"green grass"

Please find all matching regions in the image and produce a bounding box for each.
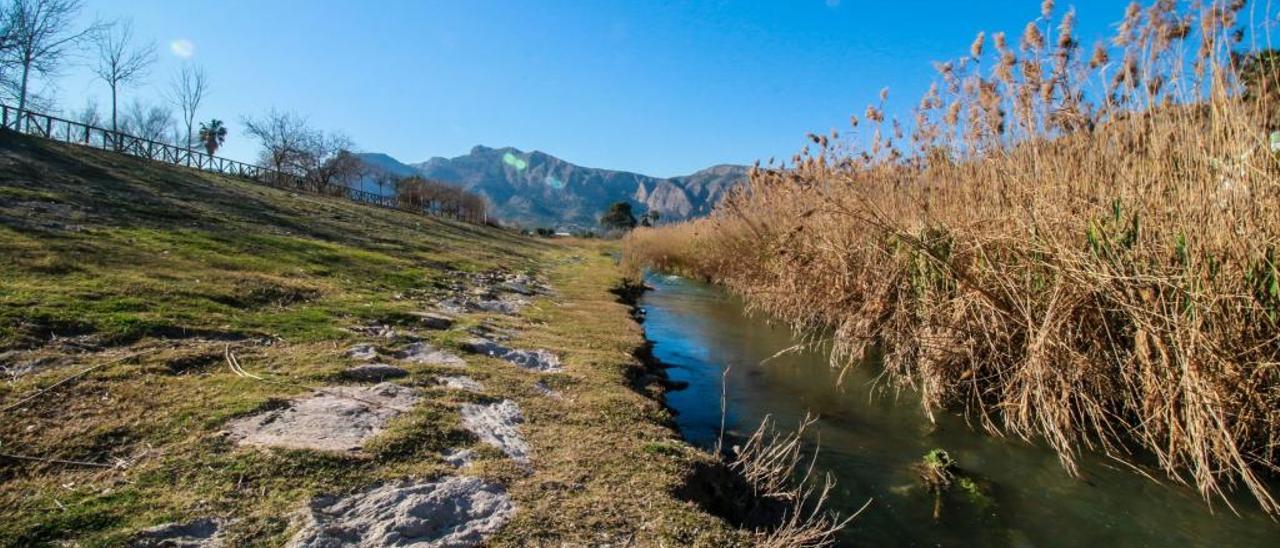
[0,134,744,546]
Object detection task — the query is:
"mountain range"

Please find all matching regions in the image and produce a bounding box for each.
[356,146,747,228]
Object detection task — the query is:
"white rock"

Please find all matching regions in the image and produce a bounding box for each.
[462,338,562,373]
[460,400,529,465]
[288,477,514,548]
[345,344,378,361]
[396,342,466,367]
[443,448,476,468]
[227,383,418,453]
[504,349,562,373]
[438,375,485,393]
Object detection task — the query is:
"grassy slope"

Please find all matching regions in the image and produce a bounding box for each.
[0,134,741,546]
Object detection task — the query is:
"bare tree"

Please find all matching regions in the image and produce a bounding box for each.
[120,99,173,142]
[69,97,100,126]
[90,19,155,135]
[396,175,488,222]
[0,3,14,89]
[169,63,208,148]
[242,109,314,178]
[297,131,362,191]
[4,0,95,117]
[242,109,366,190]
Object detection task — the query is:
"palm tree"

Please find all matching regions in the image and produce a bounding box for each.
[198,119,226,156]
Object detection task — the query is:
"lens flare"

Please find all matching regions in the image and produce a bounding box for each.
[502,152,528,171]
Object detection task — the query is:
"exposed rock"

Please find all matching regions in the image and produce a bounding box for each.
[287,477,514,548]
[426,269,549,323]
[462,338,562,373]
[470,298,526,315]
[533,381,561,399]
[499,281,536,296]
[464,326,509,343]
[438,375,485,393]
[502,273,549,295]
[410,311,455,330]
[503,349,562,373]
[132,518,224,547]
[390,146,748,227]
[0,354,57,380]
[443,448,476,468]
[343,363,409,382]
[460,400,529,464]
[435,298,469,315]
[345,344,379,361]
[396,342,466,367]
[461,337,508,357]
[436,296,527,316]
[350,324,397,339]
[228,383,418,453]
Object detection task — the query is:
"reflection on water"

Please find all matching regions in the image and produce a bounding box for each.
[641,274,1278,547]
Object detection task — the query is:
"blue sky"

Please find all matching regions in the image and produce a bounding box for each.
[48,1,1136,177]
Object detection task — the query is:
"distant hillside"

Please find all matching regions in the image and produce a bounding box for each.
[358,152,422,179]
[357,147,747,228]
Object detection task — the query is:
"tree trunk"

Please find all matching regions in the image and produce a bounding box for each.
[110,85,118,133]
[110,84,120,151]
[17,64,31,129]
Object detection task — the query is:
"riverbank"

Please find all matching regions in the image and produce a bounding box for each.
[0,135,763,545]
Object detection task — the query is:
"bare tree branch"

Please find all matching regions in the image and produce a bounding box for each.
[90,19,155,135]
[396,175,489,223]
[242,108,313,178]
[68,97,100,126]
[4,0,98,115]
[169,63,208,148]
[120,99,173,142]
[0,3,15,87]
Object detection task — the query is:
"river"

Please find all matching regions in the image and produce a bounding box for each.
[640,274,1279,547]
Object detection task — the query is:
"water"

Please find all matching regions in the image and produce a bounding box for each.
[641,274,1280,547]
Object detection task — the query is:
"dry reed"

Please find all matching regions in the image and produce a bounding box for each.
[731,415,860,547]
[626,0,1280,514]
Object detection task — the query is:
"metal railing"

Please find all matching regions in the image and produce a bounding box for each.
[0,104,437,218]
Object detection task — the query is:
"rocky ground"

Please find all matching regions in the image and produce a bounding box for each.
[0,135,754,546]
[2,251,748,546]
[11,266,563,546]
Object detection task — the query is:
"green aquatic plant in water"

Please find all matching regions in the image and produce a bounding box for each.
[917,449,996,519]
[955,476,996,512]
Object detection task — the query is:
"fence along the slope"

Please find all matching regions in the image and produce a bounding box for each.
[0,104,482,222]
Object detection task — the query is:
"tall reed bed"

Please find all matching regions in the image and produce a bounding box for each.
[626,0,1280,513]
